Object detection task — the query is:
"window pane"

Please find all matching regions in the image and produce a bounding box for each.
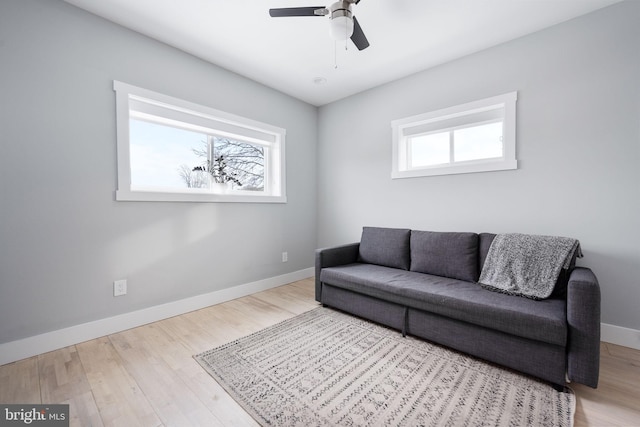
[115,81,286,202]
[454,121,503,162]
[409,132,450,167]
[213,137,265,191]
[130,119,208,189]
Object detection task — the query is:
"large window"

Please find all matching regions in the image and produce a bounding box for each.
[114,81,286,203]
[392,92,517,178]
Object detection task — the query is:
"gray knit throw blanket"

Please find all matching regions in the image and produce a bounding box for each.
[479,233,582,299]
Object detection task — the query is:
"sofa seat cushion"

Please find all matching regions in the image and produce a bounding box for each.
[320,263,567,346]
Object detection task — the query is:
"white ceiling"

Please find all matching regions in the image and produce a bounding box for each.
[64,0,620,106]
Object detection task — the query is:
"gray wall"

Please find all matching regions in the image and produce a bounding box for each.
[317,2,640,330]
[0,0,317,343]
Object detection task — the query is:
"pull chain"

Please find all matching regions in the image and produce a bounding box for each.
[334,39,349,69]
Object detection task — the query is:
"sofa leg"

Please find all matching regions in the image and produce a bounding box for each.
[401,307,408,337]
[551,383,567,392]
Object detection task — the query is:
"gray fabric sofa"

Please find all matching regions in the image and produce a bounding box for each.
[315,227,601,388]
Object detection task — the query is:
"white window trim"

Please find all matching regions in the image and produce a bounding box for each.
[391,92,517,179]
[113,81,286,203]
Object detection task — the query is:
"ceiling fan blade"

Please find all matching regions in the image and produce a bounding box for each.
[269,7,326,17]
[350,16,370,50]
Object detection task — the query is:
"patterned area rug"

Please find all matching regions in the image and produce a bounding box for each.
[195,307,575,426]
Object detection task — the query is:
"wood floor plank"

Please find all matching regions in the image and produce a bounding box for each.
[289,277,316,296]
[226,295,306,327]
[108,324,226,427]
[156,312,226,355]
[183,301,259,342]
[39,346,90,401]
[177,368,259,427]
[76,337,161,427]
[60,391,105,427]
[605,341,640,364]
[251,283,319,315]
[183,295,293,341]
[573,344,640,426]
[155,316,258,427]
[38,346,103,427]
[0,357,40,403]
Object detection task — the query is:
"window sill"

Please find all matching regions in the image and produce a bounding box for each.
[392,159,517,179]
[115,189,287,203]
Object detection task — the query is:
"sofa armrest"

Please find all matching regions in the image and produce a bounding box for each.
[315,243,360,302]
[566,267,601,388]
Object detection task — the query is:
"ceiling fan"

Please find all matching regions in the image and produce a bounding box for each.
[269,0,370,51]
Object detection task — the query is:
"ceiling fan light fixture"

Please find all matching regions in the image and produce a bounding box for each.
[330,15,354,40]
[329,1,354,41]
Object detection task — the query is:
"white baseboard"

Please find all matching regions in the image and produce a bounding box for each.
[0,268,314,366]
[601,322,640,350]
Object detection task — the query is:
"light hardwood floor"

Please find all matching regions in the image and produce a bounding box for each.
[1,278,639,426]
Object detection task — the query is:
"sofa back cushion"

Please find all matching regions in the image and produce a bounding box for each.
[358,227,411,270]
[479,233,497,271]
[410,231,479,282]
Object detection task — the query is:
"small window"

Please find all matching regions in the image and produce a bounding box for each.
[392,92,517,178]
[114,81,286,203]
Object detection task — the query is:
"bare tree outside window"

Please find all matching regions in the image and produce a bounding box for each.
[178,137,265,191]
[177,164,209,188]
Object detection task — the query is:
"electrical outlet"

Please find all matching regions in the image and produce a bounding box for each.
[282,252,288,262]
[114,279,127,297]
